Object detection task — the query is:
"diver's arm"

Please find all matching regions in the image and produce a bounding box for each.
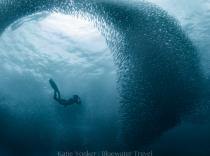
[77,97,81,104]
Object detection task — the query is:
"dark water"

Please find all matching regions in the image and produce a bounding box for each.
[0,0,210,155]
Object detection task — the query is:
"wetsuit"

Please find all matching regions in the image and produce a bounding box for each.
[49,78,81,106]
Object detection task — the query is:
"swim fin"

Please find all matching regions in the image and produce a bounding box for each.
[49,78,59,92]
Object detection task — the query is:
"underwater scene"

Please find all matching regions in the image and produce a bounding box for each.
[0,0,210,155]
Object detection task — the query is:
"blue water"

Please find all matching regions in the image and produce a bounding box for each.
[0,0,210,155]
[0,12,120,153]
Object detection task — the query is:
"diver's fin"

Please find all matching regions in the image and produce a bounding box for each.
[49,78,59,92]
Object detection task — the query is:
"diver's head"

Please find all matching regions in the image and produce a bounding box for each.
[73,95,79,101]
[73,95,81,104]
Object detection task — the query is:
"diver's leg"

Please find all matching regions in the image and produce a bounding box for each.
[49,78,61,99]
[57,90,61,100]
[54,90,57,100]
[54,90,60,99]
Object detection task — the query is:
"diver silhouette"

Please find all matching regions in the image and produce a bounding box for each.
[49,78,81,106]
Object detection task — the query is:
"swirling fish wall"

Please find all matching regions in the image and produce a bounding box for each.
[0,0,205,151]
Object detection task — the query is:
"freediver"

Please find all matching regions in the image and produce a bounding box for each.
[49,78,81,106]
